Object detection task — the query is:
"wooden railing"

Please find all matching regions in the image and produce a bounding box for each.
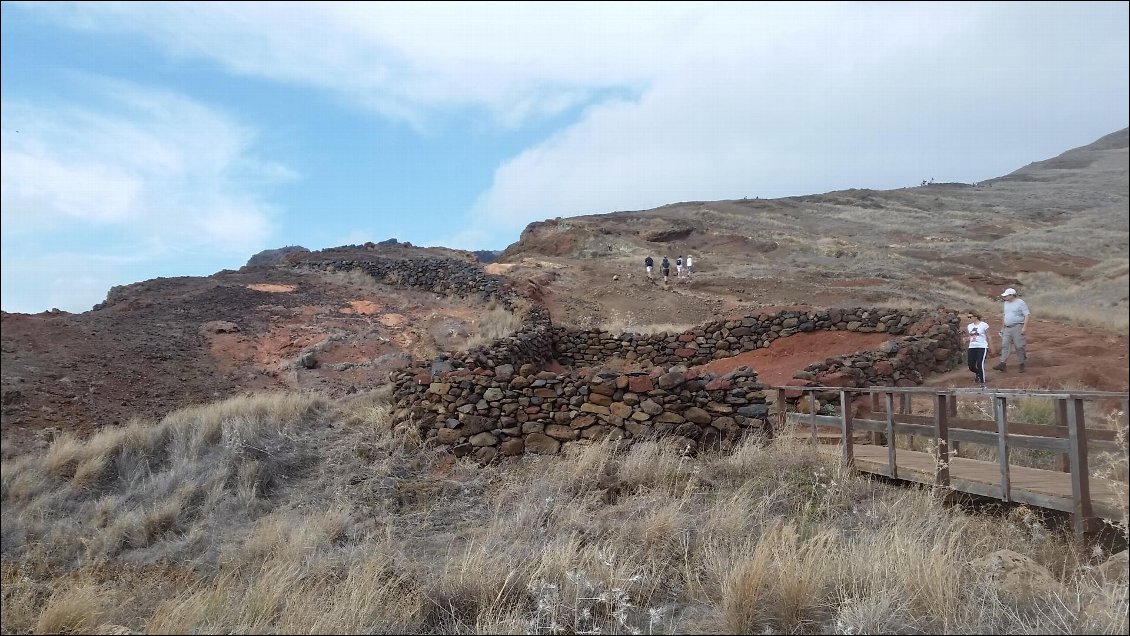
[771,386,1129,541]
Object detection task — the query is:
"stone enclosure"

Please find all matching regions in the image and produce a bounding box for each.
[309,255,963,462]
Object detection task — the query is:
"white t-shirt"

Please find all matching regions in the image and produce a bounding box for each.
[966,320,989,349]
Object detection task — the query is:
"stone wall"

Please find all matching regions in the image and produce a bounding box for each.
[311,257,558,373]
[391,363,771,464]
[303,257,963,462]
[554,308,962,386]
[312,257,510,302]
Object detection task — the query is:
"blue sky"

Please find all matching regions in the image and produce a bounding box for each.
[2,2,1127,314]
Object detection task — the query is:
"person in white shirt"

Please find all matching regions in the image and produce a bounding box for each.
[993,287,1030,373]
[685,255,694,277]
[963,311,991,387]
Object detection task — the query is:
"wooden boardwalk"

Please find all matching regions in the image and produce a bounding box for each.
[814,443,1127,522]
[774,386,1129,541]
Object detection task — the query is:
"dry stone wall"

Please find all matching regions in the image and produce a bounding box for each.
[554,308,963,387]
[391,363,771,465]
[302,257,963,462]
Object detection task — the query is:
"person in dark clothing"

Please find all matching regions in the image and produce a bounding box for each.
[644,255,654,278]
[660,256,671,284]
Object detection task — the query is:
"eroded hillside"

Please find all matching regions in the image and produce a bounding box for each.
[2,129,1127,459]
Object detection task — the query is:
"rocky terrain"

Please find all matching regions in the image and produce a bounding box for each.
[2,128,1127,459]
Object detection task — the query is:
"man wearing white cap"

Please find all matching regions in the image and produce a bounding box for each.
[993,287,1030,373]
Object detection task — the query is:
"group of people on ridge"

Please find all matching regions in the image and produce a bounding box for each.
[643,254,692,285]
[962,287,1031,388]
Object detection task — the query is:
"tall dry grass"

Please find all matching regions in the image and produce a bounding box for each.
[462,299,531,351]
[3,391,1127,634]
[600,310,697,337]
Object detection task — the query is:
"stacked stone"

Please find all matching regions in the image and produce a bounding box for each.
[554,308,945,368]
[314,257,508,301]
[296,254,965,462]
[391,363,771,464]
[794,314,963,388]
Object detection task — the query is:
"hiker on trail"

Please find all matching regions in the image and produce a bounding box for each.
[685,255,694,277]
[660,256,671,284]
[993,287,1030,373]
[644,255,654,278]
[675,256,684,277]
[963,311,991,388]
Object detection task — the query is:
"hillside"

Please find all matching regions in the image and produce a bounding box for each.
[3,129,1128,459]
[1,129,1128,636]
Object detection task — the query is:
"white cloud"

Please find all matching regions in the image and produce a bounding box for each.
[32,1,705,128]
[460,2,1130,244]
[0,250,142,314]
[19,0,1130,254]
[1,78,292,312]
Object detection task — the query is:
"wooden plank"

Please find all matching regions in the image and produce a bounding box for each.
[949,428,1005,446]
[776,388,786,437]
[894,421,935,437]
[826,415,1071,453]
[1005,435,1072,453]
[1067,398,1093,541]
[785,413,839,428]
[841,391,854,466]
[869,393,881,445]
[885,392,897,479]
[935,393,950,489]
[891,413,1119,442]
[995,396,1010,502]
[1055,400,1070,472]
[809,392,818,445]
[836,446,1126,521]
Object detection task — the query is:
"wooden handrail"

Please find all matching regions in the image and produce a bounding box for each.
[770,385,1128,544]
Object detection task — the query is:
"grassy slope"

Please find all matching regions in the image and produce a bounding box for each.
[2,390,1126,634]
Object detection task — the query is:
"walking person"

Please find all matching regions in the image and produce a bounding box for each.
[963,311,991,388]
[644,255,654,279]
[660,256,671,285]
[685,254,694,277]
[675,255,684,278]
[993,287,1030,373]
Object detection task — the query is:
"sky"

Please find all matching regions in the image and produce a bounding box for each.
[2,2,1128,314]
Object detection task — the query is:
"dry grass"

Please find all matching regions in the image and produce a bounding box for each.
[1017,262,1130,333]
[3,391,1127,634]
[462,302,529,351]
[601,310,698,337]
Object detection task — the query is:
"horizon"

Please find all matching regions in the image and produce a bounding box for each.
[2,2,1128,314]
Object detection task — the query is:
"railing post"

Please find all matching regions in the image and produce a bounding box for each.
[934,393,951,490]
[949,391,961,457]
[1054,399,1070,472]
[776,387,787,438]
[994,395,1011,502]
[809,391,818,445]
[885,391,897,479]
[869,391,881,445]
[1066,397,1093,542]
[841,390,854,466]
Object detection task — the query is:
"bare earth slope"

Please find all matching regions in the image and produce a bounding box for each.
[492,128,1128,392]
[2,129,1127,457]
[1,244,500,456]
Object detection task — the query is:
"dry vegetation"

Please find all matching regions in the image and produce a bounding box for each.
[462,298,532,351]
[3,389,1127,634]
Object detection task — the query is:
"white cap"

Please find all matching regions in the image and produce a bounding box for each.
[1001,287,1017,297]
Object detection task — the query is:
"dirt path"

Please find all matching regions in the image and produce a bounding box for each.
[698,330,893,386]
[922,318,1128,393]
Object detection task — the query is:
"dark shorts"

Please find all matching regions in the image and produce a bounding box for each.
[661,268,670,276]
